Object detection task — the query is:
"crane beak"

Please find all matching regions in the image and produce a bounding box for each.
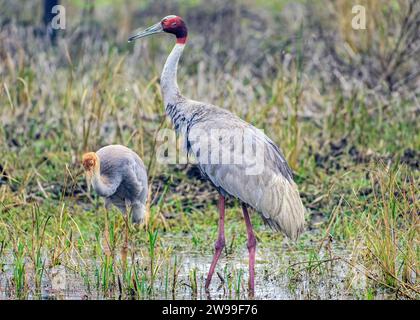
[128,22,163,42]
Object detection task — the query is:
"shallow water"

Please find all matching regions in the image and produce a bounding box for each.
[0,239,393,300]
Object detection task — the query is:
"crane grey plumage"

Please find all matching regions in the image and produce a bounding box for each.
[161,43,305,240]
[82,145,148,224]
[167,97,305,240]
[129,15,305,295]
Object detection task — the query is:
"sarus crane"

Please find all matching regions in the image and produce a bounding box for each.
[128,15,305,295]
[82,145,148,224]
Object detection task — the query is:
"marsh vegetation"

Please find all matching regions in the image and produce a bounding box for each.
[0,0,418,299]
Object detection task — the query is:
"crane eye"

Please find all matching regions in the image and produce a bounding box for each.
[171,22,177,27]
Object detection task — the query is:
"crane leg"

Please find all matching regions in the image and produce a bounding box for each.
[242,204,256,295]
[205,194,225,291]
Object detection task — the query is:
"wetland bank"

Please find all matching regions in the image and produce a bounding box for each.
[0,0,419,300]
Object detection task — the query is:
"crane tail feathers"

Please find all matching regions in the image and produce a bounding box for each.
[259,177,306,241]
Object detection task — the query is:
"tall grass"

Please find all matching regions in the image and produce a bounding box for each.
[364,165,418,297]
[0,0,418,299]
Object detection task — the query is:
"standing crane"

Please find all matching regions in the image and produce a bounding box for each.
[82,145,148,224]
[128,15,305,295]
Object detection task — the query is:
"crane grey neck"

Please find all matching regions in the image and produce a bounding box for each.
[161,43,185,106]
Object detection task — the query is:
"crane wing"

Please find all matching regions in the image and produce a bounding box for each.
[184,109,305,239]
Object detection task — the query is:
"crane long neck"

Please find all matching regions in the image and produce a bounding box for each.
[161,43,185,106]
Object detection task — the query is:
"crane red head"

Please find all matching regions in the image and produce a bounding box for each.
[82,152,100,190]
[82,152,99,173]
[128,15,188,44]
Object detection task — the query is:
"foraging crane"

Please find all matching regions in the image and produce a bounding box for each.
[82,145,148,224]
[128,15,305,294]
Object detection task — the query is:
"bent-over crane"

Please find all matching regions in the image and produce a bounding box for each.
[82,145,148,224]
